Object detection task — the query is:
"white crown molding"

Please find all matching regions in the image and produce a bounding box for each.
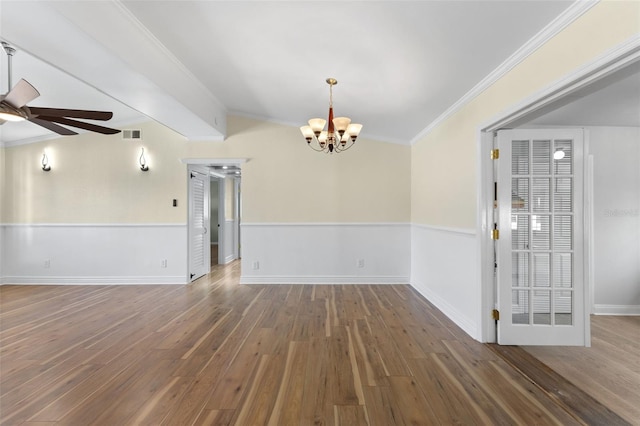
[483,34,640,132]
[409,0,599,145]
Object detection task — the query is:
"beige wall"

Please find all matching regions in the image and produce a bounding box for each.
[411,0,640,229]
[2,121,188,223]
[1,115,410,224]
[0,146,5,222]
[224,177,235,221]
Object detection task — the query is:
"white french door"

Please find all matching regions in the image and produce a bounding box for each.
[496,129,587,346]
[188,166,210,282]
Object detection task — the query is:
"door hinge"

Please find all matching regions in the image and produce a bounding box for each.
[491,228,499,240]
[491,309,500,321]
[490,149,500,160]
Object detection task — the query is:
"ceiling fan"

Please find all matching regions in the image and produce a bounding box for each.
[0,41,120,136]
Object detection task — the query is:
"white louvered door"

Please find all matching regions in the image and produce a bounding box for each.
[496,129,587,346]
[188,166,210,282]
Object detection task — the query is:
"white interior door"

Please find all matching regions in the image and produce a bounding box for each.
[496,128,587,345]
[188,166,210,282]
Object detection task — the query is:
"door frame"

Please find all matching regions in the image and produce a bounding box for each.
[215,176,227,265]
[182,158,248,279]
[476,38,640,343]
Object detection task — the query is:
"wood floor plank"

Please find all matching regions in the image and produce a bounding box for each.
[387,376,439,425]
[432,352,515,425]
[127,376,193,425]
[192,408,235,426]
[205,327,272,410]
[334,404,368,426]
[490,344,629,425]
[300,337,332,426]
[361,385,404,426]
[351,318,386,387]
[232,354,284,426]
[267,341,308,426]
[407,356,492,425]
[327,326,360,405]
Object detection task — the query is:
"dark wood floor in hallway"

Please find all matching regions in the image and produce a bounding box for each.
[0,261,631,425]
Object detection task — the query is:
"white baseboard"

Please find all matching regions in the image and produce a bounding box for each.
[2,276,186,285]
[222,255,236,265]
[593,304,640,316]
[411,279,479,339]
[240,275,408,285]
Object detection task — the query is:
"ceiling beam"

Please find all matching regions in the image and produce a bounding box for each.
[1,0,227,141]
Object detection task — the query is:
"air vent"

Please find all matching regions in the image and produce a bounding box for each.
[122,129,142,140]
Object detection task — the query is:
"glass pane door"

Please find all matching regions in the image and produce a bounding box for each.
[497,128,585,346]
[511,138,574,325]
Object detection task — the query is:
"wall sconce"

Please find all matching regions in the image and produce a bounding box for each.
[41,152,51,171]
[139,147,149,171]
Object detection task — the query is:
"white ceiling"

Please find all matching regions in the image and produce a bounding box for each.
[3,0,632,147]
[527,65,640,127]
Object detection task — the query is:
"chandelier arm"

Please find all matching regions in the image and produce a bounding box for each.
[306,141,327,152]
[334,139,356,153]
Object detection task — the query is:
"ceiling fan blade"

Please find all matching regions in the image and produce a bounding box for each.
[3,79,40,108]
[29,107,113,121]
[39,116,120,135]
[30,118,78,135]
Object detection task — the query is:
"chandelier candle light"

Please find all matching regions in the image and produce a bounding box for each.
[300,78,362,153]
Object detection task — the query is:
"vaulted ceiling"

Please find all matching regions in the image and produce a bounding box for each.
[2,0,627,147]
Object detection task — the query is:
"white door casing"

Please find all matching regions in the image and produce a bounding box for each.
[188,166,210,282]
[217,177,226,265]
[496,128,586,346]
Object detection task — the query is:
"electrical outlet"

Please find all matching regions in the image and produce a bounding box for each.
[252,261,260,270]
[357,259,365,268]
[161,259,168,268]
[44,259,51,269]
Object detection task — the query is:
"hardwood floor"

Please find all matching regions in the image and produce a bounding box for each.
[211,244,219,266]
[524,315,640,425]
[0,262,632,425]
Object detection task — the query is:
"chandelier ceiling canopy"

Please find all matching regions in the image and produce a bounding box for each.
[300,78,362,154]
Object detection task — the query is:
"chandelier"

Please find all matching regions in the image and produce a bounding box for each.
[300,78,362,153]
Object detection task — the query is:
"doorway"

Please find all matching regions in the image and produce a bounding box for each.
[184,158,246,283]
[210,166,241,266]
[478,46,640,345]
